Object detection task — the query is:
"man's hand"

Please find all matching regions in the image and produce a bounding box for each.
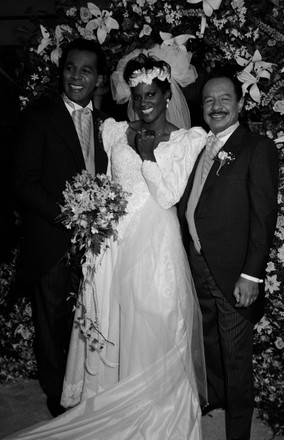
[233,277,259,308]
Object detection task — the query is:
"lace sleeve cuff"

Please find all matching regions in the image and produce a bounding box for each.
[142,160,176,209]
[142,160,162,184]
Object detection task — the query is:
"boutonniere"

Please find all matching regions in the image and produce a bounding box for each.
[214,150,235,176]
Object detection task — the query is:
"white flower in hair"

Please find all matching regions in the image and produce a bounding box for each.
[128,66,171,87]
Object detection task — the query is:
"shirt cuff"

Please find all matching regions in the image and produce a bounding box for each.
[240,273,263,283]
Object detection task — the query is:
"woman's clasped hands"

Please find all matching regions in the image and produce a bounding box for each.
[135,128,157,162]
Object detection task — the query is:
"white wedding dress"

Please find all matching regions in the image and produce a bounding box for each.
[7,118,207,440]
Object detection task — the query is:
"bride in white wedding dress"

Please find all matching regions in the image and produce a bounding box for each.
[6,52,207,440]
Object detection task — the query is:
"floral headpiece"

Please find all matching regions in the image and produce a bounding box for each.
[128,66,171,88]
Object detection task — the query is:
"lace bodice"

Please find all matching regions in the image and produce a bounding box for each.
[102,118,206,213]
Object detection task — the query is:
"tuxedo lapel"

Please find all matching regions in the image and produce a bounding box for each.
[49,97,85,171]
[198,126,246,197]
[48,98,108,174]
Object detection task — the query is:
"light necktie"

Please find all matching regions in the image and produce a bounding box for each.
[72,107,92,162]
[201,135,221,183]
[62,94,93,163]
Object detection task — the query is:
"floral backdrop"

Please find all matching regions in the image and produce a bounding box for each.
[0,0,283,436]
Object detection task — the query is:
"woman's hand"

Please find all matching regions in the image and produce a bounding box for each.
[135,129,156,162]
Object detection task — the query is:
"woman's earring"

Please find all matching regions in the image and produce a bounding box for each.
[166,98,170,109]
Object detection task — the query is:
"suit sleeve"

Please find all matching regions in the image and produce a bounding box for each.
[14,109,61,223]
[242,138,279,277]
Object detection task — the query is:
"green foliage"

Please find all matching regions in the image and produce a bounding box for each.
[253,151,284,436]
[0,249,37,382]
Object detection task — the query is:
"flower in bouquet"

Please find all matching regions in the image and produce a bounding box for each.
[59,170,129,258]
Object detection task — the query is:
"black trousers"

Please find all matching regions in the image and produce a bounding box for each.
[31,253,80,399]
[189,242,254,440]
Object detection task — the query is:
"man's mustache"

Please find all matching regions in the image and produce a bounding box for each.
[209,111,228,117]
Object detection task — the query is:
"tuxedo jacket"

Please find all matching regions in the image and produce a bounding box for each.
[14,96,108,283]
[178,125,279,322]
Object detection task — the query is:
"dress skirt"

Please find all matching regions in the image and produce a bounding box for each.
[6,197,205,440]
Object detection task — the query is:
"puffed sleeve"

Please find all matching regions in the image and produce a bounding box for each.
[142,127,206,209]
[101,117,117,155]
[101,118,129,177]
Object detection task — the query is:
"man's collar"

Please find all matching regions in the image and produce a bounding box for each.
[62,93,93,111]
[207,121,239,140]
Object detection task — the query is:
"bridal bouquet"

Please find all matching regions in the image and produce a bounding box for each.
[59,170,129,355]
[60,170,129,257]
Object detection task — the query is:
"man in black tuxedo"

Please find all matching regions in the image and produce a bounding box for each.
[178,74,279,440]
[14,38,109,417]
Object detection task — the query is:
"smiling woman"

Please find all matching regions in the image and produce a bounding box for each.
[111,45,196,130]
[124,53,173,135]
[121,53,175,157]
